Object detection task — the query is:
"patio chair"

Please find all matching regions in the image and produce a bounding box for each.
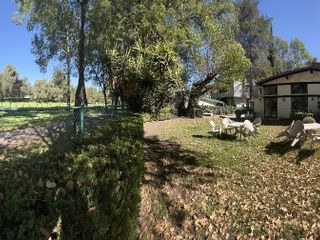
[290,120,306,147]
[221,118,234,134]
[242,120,256,139]
[277,120,295,138]
[209,120,221,137]
[302,116,316,124]
[252,117,262,132]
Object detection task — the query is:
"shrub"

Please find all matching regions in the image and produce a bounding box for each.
[290,111,320,121]
[0,114,144,239]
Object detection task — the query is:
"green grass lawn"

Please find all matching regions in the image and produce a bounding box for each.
[0,102,110,130]
[0,109,71,130]
[0,101,68,108]
[141,117,320,239]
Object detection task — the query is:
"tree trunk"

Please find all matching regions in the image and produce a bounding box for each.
[102,83,108,107]
[186,73,217,117]
[75,0,88,106]
[66,56,71,108]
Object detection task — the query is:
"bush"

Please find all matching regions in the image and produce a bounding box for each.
[199,105,236,116]
[290,112,320,122]
[0,115,144,239]
[143,107,177,122]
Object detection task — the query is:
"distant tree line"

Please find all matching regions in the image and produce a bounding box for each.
[0,65,105,104]
[14,0,315,116]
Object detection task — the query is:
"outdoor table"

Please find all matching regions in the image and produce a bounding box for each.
[291,123,320,147]
[303,123,320,131]
[229,122,245,139]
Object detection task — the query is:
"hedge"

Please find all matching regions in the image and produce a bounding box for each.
[0,114,144,239]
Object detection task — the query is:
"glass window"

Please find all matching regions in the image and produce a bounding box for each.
[291,83,307,94]
[264,98,277,118]
[291,97,308,112]
[264,85,277,95]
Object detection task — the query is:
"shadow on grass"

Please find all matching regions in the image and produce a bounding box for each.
[192,133,238,141]
[265,139,316,164]
[143,135,224,189]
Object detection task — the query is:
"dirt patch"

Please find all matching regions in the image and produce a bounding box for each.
[0,121,71,149]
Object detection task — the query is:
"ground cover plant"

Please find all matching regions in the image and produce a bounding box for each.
[140,117,320,239]
[0,114,144,239]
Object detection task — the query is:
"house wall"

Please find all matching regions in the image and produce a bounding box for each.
[277,97,291,118]
[254,98,264,117]
[308,84,320,112]
[277,85,291,118]
[254,71,320,119]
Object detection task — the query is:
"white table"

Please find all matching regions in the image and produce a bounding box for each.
[303,123,320,131]
[291,123,320,147]
[229,122,245,139]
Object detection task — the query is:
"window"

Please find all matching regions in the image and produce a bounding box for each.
[291,83,307,94]
[264,85,277,95]
[265,98,277,118]
[291,97,308,112]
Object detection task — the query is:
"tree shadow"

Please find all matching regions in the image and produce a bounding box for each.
[264,140,296,156]
[143,136,222,189]
[192,133,238,141]
[265,139,316,164]
[295,149,316,165]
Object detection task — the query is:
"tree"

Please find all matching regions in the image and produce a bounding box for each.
[0,65,19,99]
[14,0,96,106]
[273,37,315,74]
[89,0,249,115]
[288,38,314,69]
[235,0,273,99]
[0,65,30,99]
[32,79,60,101]
[52,67,69,102]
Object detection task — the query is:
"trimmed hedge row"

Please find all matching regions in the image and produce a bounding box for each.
[0,114,144,239]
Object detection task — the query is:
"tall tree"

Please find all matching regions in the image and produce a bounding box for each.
[14,0,94,106]
[90,0,250,115]
[0,65,19,99]
[273,37,315,74]
[235,0,273,99]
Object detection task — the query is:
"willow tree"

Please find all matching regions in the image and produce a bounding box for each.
[14,0,96,106]
[88,0,250,115]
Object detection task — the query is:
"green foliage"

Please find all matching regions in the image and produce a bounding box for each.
[273,37,315,74]
[0,115,144,239]
[235,0,273,81]
[290,111,320,122]
[0,65,30,99]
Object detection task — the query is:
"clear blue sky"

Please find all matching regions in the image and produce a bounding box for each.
[259,0,320,60]
[0,0,319,85]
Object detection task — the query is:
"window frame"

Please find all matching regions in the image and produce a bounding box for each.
[291,83,308,94]
[291,96,308,112]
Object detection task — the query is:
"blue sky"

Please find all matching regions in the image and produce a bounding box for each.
[0,0,319,85]
[259,0,320,60]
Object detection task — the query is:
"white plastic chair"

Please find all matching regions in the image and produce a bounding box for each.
[221,118,234,134]
[209,121,221,136]
[290,120,305,147]
[252,117,262,132]
[242,120,255,139]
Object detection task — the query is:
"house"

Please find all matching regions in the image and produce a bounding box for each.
[254,63,320,119]
[212,80,250,108]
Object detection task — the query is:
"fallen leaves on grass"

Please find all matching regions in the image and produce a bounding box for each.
[139,118,320,239]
